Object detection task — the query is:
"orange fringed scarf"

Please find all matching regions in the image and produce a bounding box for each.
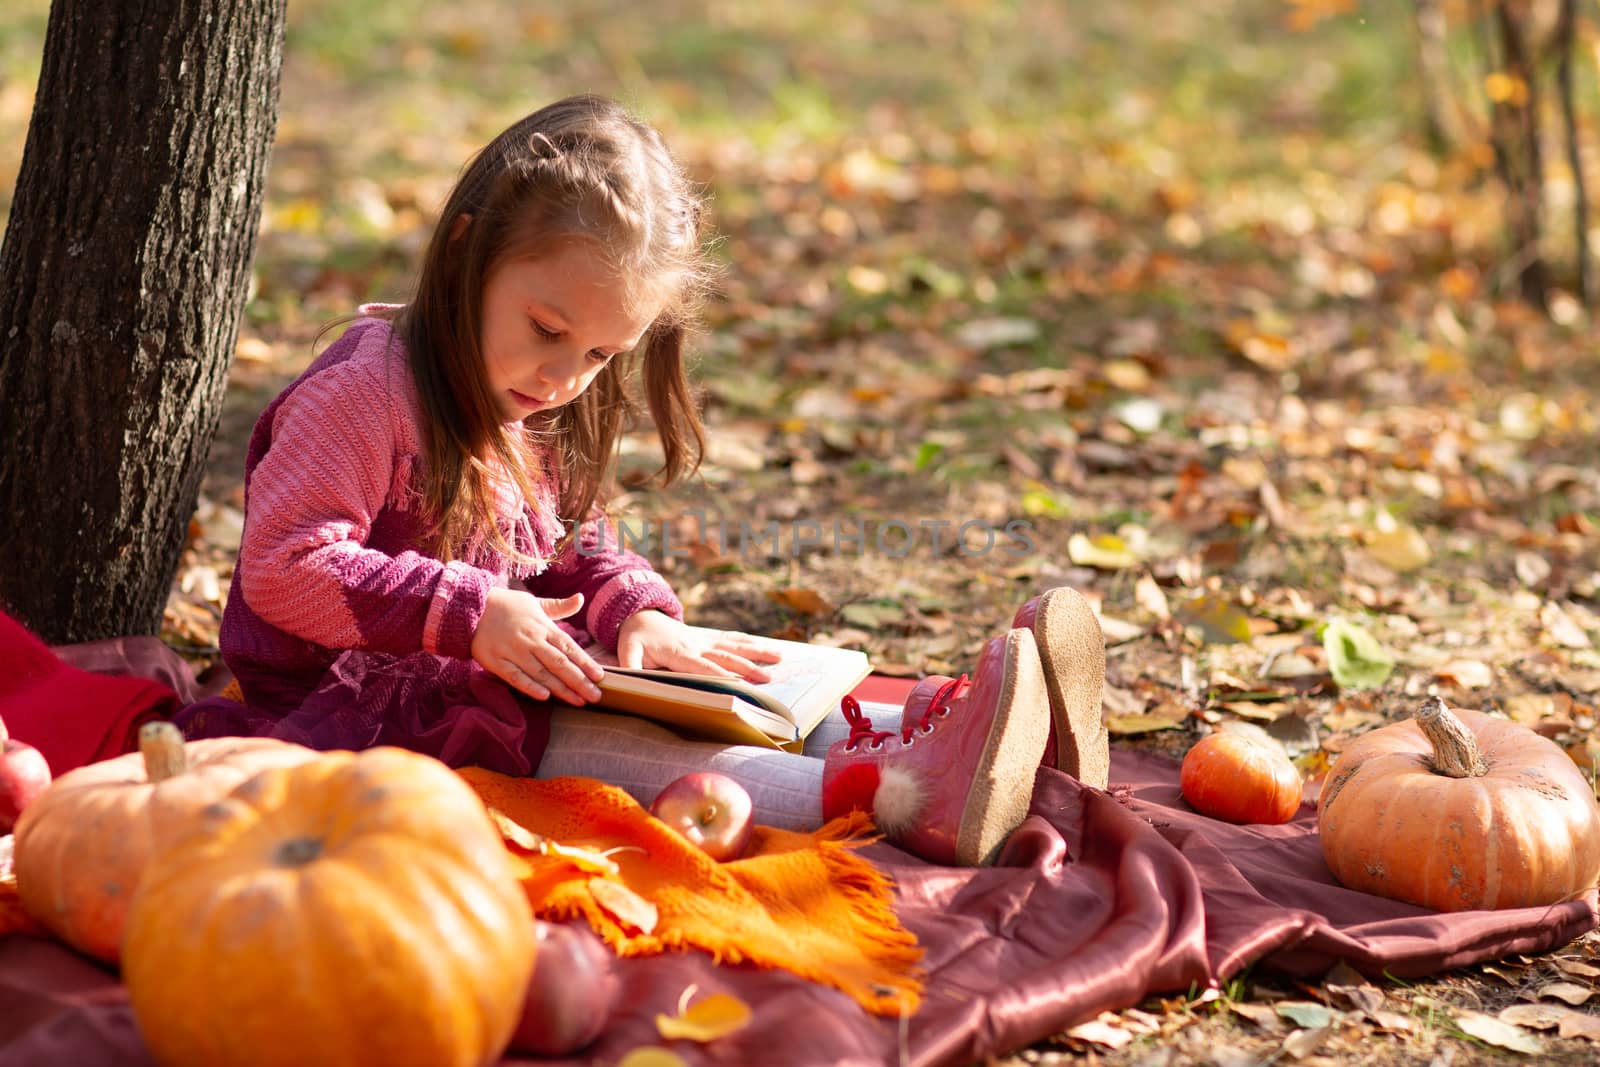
[457,769,924,1017]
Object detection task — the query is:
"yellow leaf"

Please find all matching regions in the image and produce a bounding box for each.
[656,992,753,1042]
[846,265,889,295]
[1180,594,1254,644]
[1021,488,1068,519]
[1484,72,1529,106]
[1366,525,1431,572]
[1068,532,1139,570]
[618,1048,692,1067]
[590,879,659,935]
[487,808,543,851]
[486,808,628,875]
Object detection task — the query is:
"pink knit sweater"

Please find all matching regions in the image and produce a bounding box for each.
[174,314,681,773]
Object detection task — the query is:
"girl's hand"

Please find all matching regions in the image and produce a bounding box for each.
[615,611,781,683]
[472,588,606,705]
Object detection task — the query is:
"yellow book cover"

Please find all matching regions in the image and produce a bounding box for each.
[587,627,872,752]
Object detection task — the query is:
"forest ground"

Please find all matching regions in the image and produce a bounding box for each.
[5,1,1600,1063]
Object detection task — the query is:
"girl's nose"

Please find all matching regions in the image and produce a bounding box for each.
[538,350,583,389]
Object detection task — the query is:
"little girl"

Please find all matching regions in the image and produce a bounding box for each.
[177,95,1108,867]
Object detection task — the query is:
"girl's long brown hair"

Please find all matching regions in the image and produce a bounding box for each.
[394,94,709,566]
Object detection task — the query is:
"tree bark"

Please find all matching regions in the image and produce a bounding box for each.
[0,0,286,642]
[1553,0,1589,302]
[1413,0,1469,153]
[1490,1,1551,306]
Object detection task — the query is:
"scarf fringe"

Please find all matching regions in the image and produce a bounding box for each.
[529,812,924,1017]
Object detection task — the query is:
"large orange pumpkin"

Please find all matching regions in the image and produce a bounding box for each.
[1318,696,1600,912]
[13,722,318,962]
[122,746,536,1067]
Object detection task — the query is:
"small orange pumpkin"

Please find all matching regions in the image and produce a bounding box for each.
[1318,696,1600,911]
[1180,722,1304,825]
[13,722,318,963]
[122,746,536,1067]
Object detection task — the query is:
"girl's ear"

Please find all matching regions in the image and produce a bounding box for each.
[449,213,472,243]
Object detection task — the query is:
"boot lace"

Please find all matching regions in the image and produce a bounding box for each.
[840,675,969,751]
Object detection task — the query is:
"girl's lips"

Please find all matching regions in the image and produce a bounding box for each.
[510,388,553,411]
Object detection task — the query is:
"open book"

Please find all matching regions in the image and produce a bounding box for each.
[585,627,872,752]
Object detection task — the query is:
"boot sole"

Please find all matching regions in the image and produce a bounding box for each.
[955,628,1050,867]
[1033,587,1109,788]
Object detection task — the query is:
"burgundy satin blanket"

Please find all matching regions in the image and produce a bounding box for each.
[1,648,1592,1066]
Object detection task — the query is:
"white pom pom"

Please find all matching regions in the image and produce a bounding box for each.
[871,765,926,837]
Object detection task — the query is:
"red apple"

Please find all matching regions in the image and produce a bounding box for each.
[649,771,755,861]
[508,921,618,1056]
[0,738,52,833]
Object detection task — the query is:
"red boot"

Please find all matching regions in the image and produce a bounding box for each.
[1013,587,1107,788]
[820,629,1049,866]
[896,588,1108,789]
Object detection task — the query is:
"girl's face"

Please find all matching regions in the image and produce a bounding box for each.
[479,241,660,423]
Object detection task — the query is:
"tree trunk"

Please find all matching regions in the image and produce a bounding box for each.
[1413,0,1468,153]
[1490,1,1551,307]
[0,0,286,643]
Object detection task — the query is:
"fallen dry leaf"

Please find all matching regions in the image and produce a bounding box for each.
[1537,980,1592,1006]
[487,808,542,851]
[1280,1025,1331,1059]
[1229,1002,1284,1030]
[656,990,753,1042]
[616,1048,690,1067]
[1135,571,1171,619]
[1434,658,1494,689]
[1454,1010,1544,1054]
[487,809,626,876]
[1560,1012,1600,1040]
[1542,601,1593,650]
[1505,692,1565,725]
[1552,957,1600,979]
[590,879,659,935]
[1065,1015,1135,1049]
[1068,531,1141,569]
[1365,1009,1416,1034]
[1498,1003,1570,1030]
[1365,524,1431,572]
[1515,551,1552,588]
[1274,1001,1334,1029]
[1106,705,1189,735]
[769,587,836,616]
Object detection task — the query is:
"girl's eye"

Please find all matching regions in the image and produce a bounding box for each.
[531,319,561,340]
[586,349,615,365]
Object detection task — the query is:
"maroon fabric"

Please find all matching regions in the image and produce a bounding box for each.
[0,612,176,775]
[1,657,1593,1067]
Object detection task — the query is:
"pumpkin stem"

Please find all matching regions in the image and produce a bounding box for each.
[1414,696,1487,778]
[138,721,188,783]
[275,837,323,867]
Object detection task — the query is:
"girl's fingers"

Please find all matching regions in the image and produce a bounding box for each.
[715,636,782,664]
[699,647,772,683]
[532,643,603,704]
[558,633,606,682]
[501,661,551,702]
